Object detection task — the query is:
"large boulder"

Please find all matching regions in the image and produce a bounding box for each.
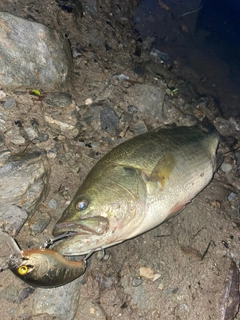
[0,12,72,90]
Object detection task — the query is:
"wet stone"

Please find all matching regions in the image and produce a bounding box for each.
[44,92,72,108]
[0,151,50,232]
[48,199,58,209]
[0,90,6,100]
[3,97,16,110]
[221,163,233,173]
[100,106,119,133]
[22,126,38,141]
[0,131,5,147]
[125,84,165,117]
[33,277,82,320]
[128,105,139,114]
[44,102,78,139]
[1,205,28,236]
[5,128,26,145]
[28,211,51,236]
[18,287,35,303]
[0,150,11,165]
[132,277,143,287]
[0,12,72,90]
[129,120,148,135]
[0,284,18,302]
[33,132,49,143]
[0,111,6,130]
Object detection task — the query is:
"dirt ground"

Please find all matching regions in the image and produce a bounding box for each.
[0,1,240,319]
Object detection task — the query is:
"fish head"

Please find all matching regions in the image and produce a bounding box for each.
[52,165,147,255]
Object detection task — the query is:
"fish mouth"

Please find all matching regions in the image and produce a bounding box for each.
[52,216,109,237]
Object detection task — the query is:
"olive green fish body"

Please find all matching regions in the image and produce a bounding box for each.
[53,125,219,255]
[8,248,85,287]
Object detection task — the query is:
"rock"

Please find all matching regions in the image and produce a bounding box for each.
[22,127,38,141]
[0,283,18,302]
[5,129,26,145]
[127,105,139,114]
[47,199,58,209]
[0,132,5,147]
[125,84,165,117]
[221,163,233,173]
[33,278,81,320]
[44,92,72,108]
[100,106,119,133]
[0,111,6,130]
[1,205,28,236]
[0,150,11,165]
[0,12,72,90]
[129,120,148,135]
[44,101,79,139]
[0,151,50,233]
[28,211,51,236]
[0,90,6,100]
[3,98,16,110]
[18,286,35,304]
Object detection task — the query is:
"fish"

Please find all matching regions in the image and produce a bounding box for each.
[52,123,219,256]
[7,248,86,287]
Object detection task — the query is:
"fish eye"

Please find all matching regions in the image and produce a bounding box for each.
[76,198,88,211]
[17,265,28,275]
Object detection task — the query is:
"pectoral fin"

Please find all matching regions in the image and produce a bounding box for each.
[149,153,176,188]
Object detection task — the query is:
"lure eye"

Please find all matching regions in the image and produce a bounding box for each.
[17,265,28,275]
[76,199,88,211]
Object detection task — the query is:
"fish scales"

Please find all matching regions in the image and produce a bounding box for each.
[52,124,219,255]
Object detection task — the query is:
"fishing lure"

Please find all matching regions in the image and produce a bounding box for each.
[0,232,86,287]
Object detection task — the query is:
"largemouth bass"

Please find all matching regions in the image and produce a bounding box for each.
[53,124,219,256]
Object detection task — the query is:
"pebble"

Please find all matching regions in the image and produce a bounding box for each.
[44,92,72,108]
[3,98,16,110]
[0,90,6,100]
[18,287,35,303]
[0,132,5,147]
[33,132,49,143]
[0,150,50,233]
[48,199,58,209]
[132,277,143,287]
[47,150,57,159]
[228,193,238,201]
[85,98,93,105]
[100,106,119,133]
[28,211,51,236]
[0,111,6,130]
[129,120,148,135]
[127,105,139,114]
[0,150,11,165]
[220,163,233,173]
[0,284,18,302]
[23,126,38,140]
[5,129,26,145]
